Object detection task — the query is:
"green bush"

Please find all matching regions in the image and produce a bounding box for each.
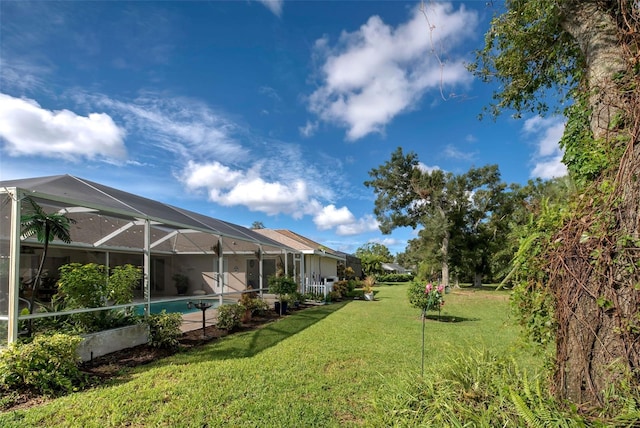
[57,263,109,309]
[216,303,244,331]
[303,291,325,301]
[239,292,269,316]
[148,311,183,349]
[0,333,85,395]
[332,280,348,299]
[377,273,414,283]
[54,263,141,333]
[107,264,142,304]
[267,275,298,298]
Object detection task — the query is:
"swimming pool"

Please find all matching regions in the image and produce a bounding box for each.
[134,299,230,315]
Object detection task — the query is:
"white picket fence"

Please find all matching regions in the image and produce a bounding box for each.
[304,277,338,299]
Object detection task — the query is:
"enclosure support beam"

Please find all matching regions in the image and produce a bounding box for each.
[300,254,305,294]
[218,236,224,305]
[143,219,151,316]
[258,245,263,295]
[7,188,22,344]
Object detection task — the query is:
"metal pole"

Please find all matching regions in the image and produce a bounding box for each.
[8,188,21,344]
[421,309,426,377]
[202,305,206,337]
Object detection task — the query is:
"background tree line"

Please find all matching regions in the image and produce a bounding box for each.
[365,150,572,288]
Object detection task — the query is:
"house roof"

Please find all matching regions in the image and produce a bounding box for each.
[381,262,407,272]
[1,174,294,254]
[254,229,345,260]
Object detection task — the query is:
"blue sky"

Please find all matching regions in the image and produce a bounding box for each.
[0,1,567,256]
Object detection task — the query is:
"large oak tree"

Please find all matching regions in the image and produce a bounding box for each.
[472,0,640,406]
[365,148,506,287]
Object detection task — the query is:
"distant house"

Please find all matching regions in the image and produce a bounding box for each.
[253,229,346,294]
[381,262,408,274]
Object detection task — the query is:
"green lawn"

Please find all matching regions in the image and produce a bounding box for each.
[0,284,538,427]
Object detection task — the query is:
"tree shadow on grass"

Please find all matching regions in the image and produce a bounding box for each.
[173,301,351,364]
[423,314,478,323]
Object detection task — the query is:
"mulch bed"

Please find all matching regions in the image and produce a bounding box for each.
[1,309,288,413]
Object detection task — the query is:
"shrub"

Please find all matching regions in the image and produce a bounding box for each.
[362,275,376,294]
[0,333,85,395]
[57,263,109,309]
[107,264,142,304]
[148,311,183,349]
[332,280,348,299]
[249,298,270,316]
[342,279,359,297]
[377,273,414,283]
[267,275,298,298]
[216,303,244,331]
[54,263,141,333]
[303,291,324,301]
[239,291,269,316]
[407,281,444,313]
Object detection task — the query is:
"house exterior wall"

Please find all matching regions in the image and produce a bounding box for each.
[226,253,247,293]
[304,254,338,283]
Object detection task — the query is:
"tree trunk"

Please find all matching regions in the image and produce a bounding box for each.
[553,1,640,406]
[473,272,482,288]
[29,224,50,315]
[560,1,626,142]
[438,206,450,288]
[440,230,449,288]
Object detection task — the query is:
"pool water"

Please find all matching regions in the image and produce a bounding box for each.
[135,299,220,315]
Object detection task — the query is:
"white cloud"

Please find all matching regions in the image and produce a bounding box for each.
[308,3,477,140]
[523,116,568,179]
[0,60,50,93]
[0,93,126,161]
[335,215,380,236]
[314,204,356,230]
[310,203,379,235]
[84,93,247,162]
[259,86,282,102]
[443,144,476,161]
[180,160,315,219]
[299,120,318,137]
[531,156,567,179]
[370,236,402,248]
[417,162,440,173]
[312,205,379,236]
[182,161,377,235]
[256,0,283,17]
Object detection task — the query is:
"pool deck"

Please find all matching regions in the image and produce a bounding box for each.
[179,294,278,333]
[180,308,219,332]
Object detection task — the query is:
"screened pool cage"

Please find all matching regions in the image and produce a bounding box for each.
[0,175,302,346]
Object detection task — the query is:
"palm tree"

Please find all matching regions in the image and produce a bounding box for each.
[20,197,75,315]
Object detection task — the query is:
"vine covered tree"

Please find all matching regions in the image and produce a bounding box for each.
[471,0,640,406]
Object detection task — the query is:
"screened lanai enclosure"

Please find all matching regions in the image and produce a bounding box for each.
[0,175,300,346]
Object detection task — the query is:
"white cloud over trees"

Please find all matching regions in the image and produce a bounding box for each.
[308,3,477,140]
